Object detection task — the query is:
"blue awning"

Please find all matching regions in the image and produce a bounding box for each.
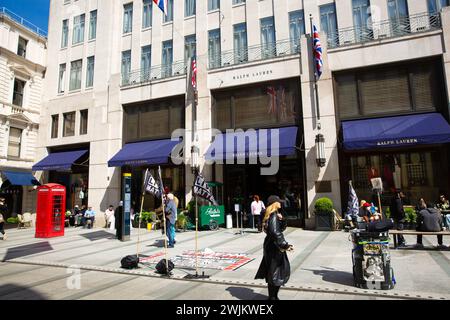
[108,139,181,167]
[205,126,298,161]
[342,113,450,151]
[32,150,88,171]
[2,171,40,186]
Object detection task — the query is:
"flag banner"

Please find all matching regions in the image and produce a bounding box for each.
[347,181,359,218]
[193,174,217,205]
[312,25,323,79]
[191,55,197,90]
[144,171,161,198]
[158,166,165,199]
[153,0,167,15]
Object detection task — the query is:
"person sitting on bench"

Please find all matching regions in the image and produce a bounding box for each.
[416,202,446,249]
[83,206,96,229]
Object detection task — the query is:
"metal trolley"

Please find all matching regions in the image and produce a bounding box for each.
[350,229,396,290]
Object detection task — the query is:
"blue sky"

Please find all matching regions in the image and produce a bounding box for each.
[0,0,50,32]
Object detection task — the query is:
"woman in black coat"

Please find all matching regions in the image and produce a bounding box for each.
[255,195,293,300]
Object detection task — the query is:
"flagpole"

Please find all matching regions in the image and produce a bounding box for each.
[137,168,149,259]
[195,189,199,276]
[309,14,321,129]
[159,166,169,276]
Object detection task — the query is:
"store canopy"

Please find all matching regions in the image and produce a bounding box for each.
[108,139,181,167]
[2,171,40,186]
[342,113,450,151]
[205,126,298,161]
[32,150,88,171]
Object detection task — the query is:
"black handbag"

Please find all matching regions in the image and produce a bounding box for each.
[155,259,174,275]
[120,255,139,269]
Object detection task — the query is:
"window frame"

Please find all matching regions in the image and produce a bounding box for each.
[8,127,22,158]
[63,111,76,137]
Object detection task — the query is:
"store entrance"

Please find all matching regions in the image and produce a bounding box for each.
[224,158,305,227]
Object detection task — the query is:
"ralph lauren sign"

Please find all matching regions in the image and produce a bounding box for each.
[376,138,419,146]
[232,69,273,81]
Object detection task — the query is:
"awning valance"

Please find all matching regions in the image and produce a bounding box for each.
[32,150,88,171]
[2,171,40,186]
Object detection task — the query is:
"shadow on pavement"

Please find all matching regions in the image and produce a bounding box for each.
[0,284,48,300]
[2,242,53,261]
[80,230,116,241]
[226,287,268,300]
[302,267,355,287]
[148,240,167,248]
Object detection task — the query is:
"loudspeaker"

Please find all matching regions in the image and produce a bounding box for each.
[155,259,174,275]
[120,255,139,269]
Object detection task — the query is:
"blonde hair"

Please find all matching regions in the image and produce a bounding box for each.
[262,201,281,224]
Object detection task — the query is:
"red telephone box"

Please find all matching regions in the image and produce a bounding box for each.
[35,183,66,238]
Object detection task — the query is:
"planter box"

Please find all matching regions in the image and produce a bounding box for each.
[315,211,333,231]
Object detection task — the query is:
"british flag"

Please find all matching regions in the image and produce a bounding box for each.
[153,0,167,15]
[313,25,323,78]
[191,55,197,89]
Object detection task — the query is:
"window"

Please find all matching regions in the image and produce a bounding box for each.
[428,0,449,13]
[58,63,66,93]
[143,0,152,28]
[162,40,173,78]
[320,3,338,47]
[141,45,151,82]
[80,109,88,135]
[232,0,245,4]
[86,56,95,88]
[208,0,219,11]
[51,115,59,139]
[13,78,25,107]
[164,0,173,22]
[121,50,132,85]
[72,14,85,44]
[387,0,409,35]
[61,19,69,48]
[353,0,372,41]
[123,3,133,34]
[289,11,304,54]
[17,37,27,58]
[260,17,276,59]
[63,112,76,137]
[185,0,195,17]
[233,23,248,63]
[8,127,22,158]
[208,29,221,69]
[89,10,97,40]
[184,35,196,64]
[69,59,82,91]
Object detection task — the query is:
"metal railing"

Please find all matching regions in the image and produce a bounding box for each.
[121,60,187,87]
[0,7,47,38]
[327,12,442,49]
[209,39,300,70]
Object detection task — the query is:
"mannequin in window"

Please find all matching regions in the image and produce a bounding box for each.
[392,155,402,190]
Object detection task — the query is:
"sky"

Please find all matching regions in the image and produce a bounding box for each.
[0,0,50,32]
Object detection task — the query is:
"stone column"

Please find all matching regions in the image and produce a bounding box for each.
[441,7,450,117]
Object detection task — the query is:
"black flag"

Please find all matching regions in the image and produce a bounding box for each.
[144,171,161,198]
[193,174,217,205]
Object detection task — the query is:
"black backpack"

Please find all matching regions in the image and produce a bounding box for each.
[155,259,174,275]
[120,255,139,269]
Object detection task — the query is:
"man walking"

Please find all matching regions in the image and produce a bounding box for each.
[390,191,406,247]
[165,193,177,248]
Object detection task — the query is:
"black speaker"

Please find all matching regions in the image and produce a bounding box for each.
[155,259,174,275]
[120,255,139,269]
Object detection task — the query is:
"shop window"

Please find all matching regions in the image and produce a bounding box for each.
[63,112,75,137]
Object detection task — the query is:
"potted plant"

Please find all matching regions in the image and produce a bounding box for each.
[314,197,334,231]
[7,217,19,227]
[176,210,189,232]
[404,207,417,230]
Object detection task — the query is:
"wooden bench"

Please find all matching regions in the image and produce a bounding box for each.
[390,230,450,248]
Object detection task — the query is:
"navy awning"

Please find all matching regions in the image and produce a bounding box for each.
[2,171,40,186]
[108,139,181,167]
[342,113,450,151]
[205,126,298,161]
[32,150,88,171]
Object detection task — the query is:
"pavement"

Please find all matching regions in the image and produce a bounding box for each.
[0,225,449,300]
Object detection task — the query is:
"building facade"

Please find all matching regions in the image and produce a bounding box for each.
[0,8,47,218]
[37,0,450,228]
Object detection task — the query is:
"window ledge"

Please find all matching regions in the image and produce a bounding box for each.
[68,89,82,94]
[184,15,195,21]
[162,21,173,26]
[122,32,132,37]
[142,26,152,32]
[88,38,96,43]
[208,9,220,14]
[85,87,93,91]
[60,46,68,51]
[232,3,246,8]
[72,42,84,48]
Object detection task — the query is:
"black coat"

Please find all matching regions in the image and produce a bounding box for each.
[255,212,291,286]
[417,208,443,232]
[390,197,405,221]
[114,206,123,238]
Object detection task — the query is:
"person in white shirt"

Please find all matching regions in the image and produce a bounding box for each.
[251,195,266,232]
[105,205,115,230]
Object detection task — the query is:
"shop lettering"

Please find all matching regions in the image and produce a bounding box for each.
[206,207,221,217]
[376,138,418,146]
[232,70,273,80]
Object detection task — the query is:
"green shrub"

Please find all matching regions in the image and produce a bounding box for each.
[314,197,334,214]
[139,211,154,223]
[177,212,189,230]
[404,207,417,223]
[7,217,18,224]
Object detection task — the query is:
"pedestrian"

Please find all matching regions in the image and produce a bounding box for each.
[416,202,446,249]
[0,197,7,240]
[165,193,177,248]
[437,195,450,211]
[105,205,115,230]
[390,191,407,247]
[114,201,123,240]
[255,195,293,300]
[251,195,266,232]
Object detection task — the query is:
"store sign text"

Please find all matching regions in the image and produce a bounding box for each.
[232,70,273,81]
[376,138,418,146]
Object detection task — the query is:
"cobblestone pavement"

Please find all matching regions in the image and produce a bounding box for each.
[0,226,449,300]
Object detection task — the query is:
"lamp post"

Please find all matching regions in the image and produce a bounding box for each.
[315,133,326,167]
[191,145,200,174]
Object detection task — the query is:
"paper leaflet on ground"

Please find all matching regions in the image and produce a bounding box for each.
[139,249,255,271]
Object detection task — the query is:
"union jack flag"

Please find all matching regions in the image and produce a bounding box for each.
[313,25,323,79]
[191,55,197,89]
